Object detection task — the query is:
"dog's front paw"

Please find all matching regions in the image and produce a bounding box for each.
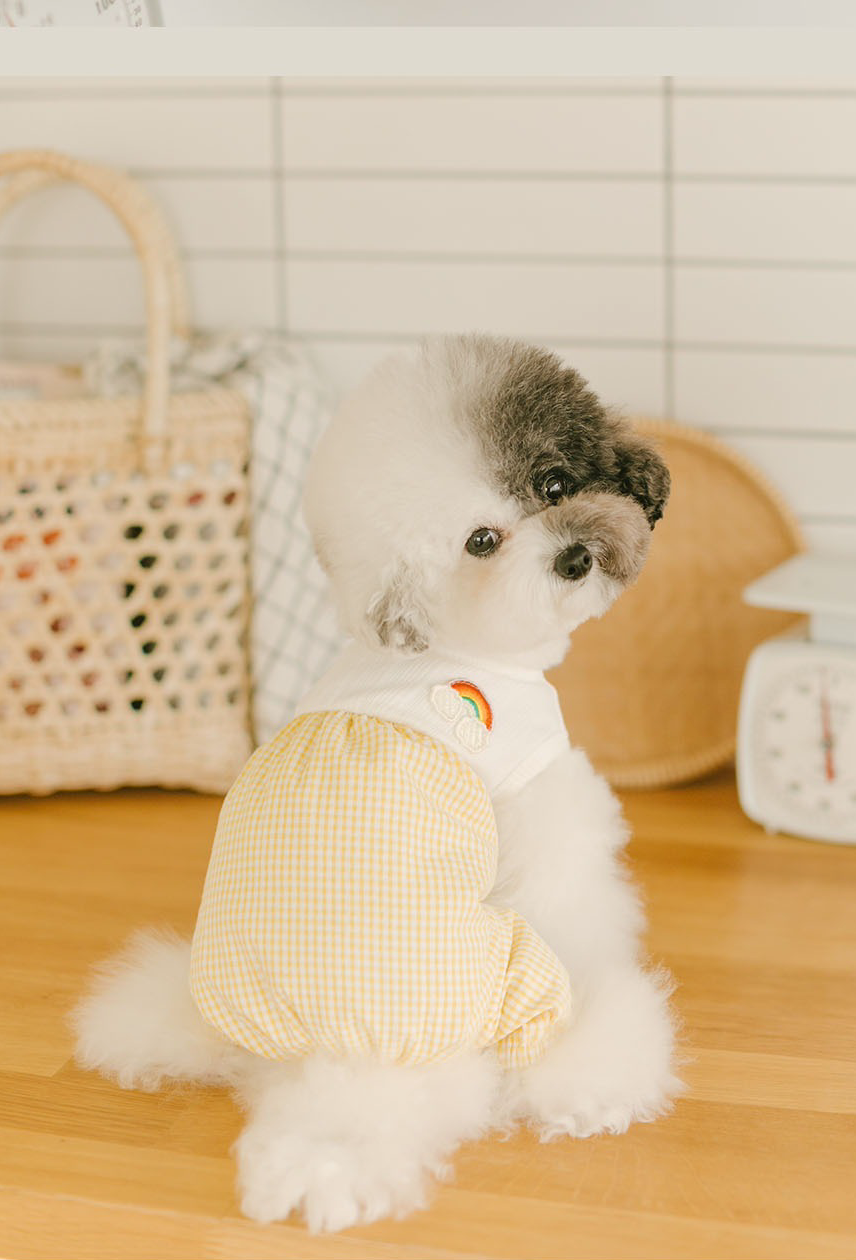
[235,1125,433,1232]
[515,966,684,1142]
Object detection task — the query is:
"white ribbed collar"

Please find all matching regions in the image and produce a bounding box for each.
[295,639,569,799]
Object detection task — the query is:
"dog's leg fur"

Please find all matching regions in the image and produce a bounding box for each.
[490,746,683,1137]
[233,1051,500,1231]
[71,929,500,1231]
[71,927,250,1090]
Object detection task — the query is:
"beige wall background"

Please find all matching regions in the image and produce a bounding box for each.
[1,76,855,552]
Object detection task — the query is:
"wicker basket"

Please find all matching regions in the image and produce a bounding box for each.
[548,418,805,789]
[0,150,253,795]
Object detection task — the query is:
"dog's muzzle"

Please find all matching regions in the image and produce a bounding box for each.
[554,543,592,582]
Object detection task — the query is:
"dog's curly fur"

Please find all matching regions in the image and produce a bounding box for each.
[71,335,683,1233]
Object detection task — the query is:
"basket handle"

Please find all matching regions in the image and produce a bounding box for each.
[0,150,192,447]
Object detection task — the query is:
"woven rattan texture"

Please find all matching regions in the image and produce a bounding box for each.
[0,394,252,795]
[548,419,805,790]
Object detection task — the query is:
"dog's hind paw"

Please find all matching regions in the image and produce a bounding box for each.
[232,1049,497,1230]
[235,1128,430,1232]
[537,1101,648,1142]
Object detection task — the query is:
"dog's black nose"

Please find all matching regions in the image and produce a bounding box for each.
[555,543,592,582]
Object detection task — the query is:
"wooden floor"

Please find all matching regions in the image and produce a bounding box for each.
[1,770,855,1260]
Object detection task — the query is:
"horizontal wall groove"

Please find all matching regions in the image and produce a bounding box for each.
[285,331,667,350]
[674,87,856,99]
[0,319,279,337]
[0,246,282,262]
[4,325,856,362]
[709,427,856,443]
[90,169,856,187]
[800,512,856,525]
[20,248,856,272]
[0,324,665,352]
[275,169,665,182]
[0,247,665,267]
[673,258,856,272]
[278,85,663,98]
[673,340,856,358]
[285,251,663,265]
[123,168,276,180]
[0,86,273,100]
[77,168,666,183]
[674,173,856,186]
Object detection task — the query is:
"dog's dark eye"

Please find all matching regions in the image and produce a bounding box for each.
[465,527,501,558]
[539,469,570,504]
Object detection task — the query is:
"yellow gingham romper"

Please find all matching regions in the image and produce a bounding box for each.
[190,651,573,1069]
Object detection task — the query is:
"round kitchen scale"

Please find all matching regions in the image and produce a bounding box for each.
[738,551,856,844]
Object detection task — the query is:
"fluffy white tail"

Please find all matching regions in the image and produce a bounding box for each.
[70,926,247,1091]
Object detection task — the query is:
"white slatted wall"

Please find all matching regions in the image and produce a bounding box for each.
[1,76,855,551]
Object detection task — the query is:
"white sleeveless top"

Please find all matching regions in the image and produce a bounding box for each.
[296,640,570,801]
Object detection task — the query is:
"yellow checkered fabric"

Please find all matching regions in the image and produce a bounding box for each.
[190,710,572,1069]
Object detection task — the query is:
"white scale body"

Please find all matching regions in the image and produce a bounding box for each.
[738,552,856,845]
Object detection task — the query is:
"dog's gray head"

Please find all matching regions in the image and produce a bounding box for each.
[305,334,669,667]
[459,334,669,527]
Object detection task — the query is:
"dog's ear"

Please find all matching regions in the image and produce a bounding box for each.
[366,560,431,653]
[614,434,671,527]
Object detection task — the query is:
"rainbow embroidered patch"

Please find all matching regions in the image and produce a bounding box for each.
[430,679,493,752]
[450,680,493,730]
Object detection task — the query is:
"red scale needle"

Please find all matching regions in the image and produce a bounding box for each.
[820,678,836,783]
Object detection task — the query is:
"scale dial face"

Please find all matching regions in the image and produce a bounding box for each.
[3,0,158,24]
[739,641,856,843]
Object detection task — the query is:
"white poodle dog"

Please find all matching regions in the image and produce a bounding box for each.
[73,334,682,1233]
